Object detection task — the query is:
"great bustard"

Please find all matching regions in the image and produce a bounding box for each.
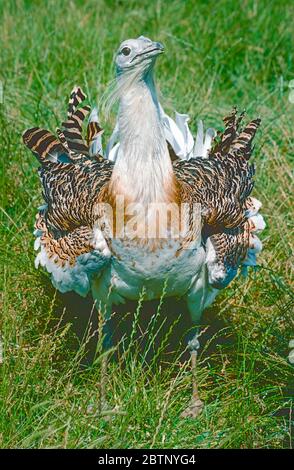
[23,36,265,417]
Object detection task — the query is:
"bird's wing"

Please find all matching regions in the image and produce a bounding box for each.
[173,108,265,288]
[23,87,114,296]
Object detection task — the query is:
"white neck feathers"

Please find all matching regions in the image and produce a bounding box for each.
[109,76,175,204]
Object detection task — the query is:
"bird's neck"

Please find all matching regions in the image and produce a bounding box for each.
[109,75,176,205]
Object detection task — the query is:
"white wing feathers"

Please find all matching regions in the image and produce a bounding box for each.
[194,123,217,158]
[159,106,194,159]
[105,121,120,161]
[35,245,106,297]
[241,201,266,274]
[34,224,111,297]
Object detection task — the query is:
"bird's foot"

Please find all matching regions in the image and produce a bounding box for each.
[181,398,204,419]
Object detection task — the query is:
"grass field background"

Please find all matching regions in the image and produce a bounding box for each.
[0,0,293,448]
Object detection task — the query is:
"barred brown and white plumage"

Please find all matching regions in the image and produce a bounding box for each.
[172,110,263,287]
[23,36,265,418]
[23,87,114,295]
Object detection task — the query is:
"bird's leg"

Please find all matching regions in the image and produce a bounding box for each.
[99,312,113,414]
[181,330,204,419]
[100,350,109,414]
[86,303,113,418]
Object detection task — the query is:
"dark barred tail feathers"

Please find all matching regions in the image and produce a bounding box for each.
[87,108,104,157]
[173,108,264,289]
[22,86,103,164]
[231,118,261,159]
[211,107,261,160]
[22,87,113,296]
[22,127,70,164]
[58,104,91,158]
[207,109,264,288]
[67,86,87,118]
[61,86,104,159]
[211,107,245,156]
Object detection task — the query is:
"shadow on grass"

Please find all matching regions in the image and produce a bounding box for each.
[52,290,236,367]
[38,281,293,448]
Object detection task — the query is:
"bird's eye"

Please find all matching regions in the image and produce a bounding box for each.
[121,46,131,56]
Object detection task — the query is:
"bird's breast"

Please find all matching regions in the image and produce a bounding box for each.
[105,237,207,301]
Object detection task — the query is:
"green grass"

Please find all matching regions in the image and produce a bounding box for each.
[0,0,293,449]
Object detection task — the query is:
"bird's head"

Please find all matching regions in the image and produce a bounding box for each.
[103,36,164,115]
[115,36,164,77]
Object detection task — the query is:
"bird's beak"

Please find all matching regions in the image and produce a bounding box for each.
[152,41,164,53]
[131,42,164,63]
[146,41,164,57]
